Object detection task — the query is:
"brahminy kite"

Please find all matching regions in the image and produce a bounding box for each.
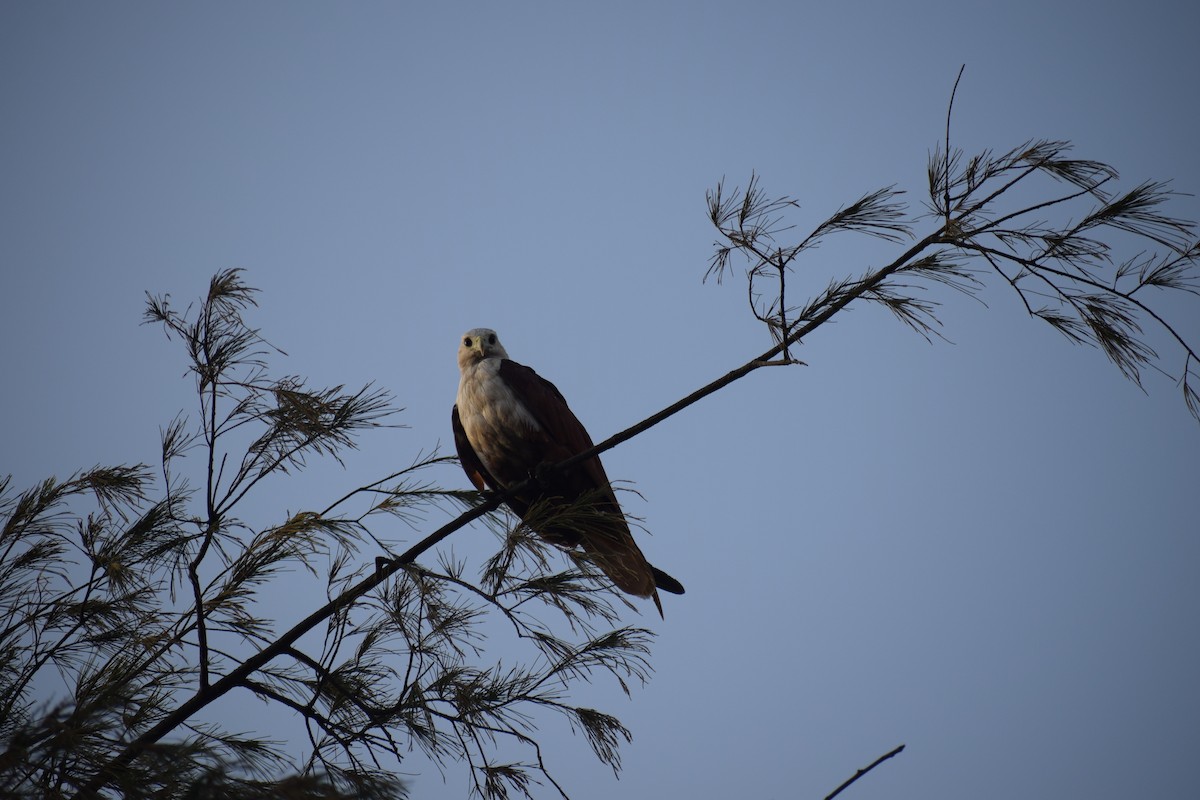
[452,328,684,615]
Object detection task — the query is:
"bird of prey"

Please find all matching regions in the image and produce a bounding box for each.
[452,328,684,615]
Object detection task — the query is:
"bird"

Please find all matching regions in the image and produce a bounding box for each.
[452,328,684,616]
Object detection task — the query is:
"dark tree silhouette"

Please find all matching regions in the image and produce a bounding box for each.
[2,81,1196,798]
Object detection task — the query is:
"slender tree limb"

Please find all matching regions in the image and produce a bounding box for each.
[824,744,905,800]
[555,228,947,477]
[943,66,963,225]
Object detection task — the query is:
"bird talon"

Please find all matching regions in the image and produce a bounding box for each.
[532,461,556,488]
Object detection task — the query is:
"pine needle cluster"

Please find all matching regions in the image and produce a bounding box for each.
[1,271,653,799]
[705,74,1199,420]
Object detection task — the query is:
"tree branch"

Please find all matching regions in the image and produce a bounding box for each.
[825,744,905,800]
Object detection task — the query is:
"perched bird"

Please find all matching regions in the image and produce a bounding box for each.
[452,328,684,615]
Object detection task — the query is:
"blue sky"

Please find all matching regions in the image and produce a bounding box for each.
[2,2,1198,798]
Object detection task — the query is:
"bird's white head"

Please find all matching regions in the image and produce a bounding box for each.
[457,328,509,371]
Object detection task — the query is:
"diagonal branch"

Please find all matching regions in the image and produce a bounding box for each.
[825,744,906,800]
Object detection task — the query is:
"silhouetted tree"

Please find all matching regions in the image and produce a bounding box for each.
[3,79,1196,798]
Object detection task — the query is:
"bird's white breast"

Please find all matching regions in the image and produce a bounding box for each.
[457,359,543,476]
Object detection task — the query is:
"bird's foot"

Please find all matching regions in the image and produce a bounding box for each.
[531,461,557,488]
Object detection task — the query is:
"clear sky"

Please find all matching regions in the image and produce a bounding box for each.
[2,2,1198,799]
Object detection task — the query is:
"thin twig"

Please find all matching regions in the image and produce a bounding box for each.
[825,744,906,800]
[945,64,964,223]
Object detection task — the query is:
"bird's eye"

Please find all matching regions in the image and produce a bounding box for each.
[463,337,472,347]
[488,334,496,345]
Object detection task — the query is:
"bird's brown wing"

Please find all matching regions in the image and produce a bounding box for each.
[497,359,658,604]
[495,361,617,502]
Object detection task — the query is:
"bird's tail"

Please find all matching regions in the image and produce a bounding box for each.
[578,525,684,619]
[650,565,685,595]
[527,493,683,616]
[582,533,658,599]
